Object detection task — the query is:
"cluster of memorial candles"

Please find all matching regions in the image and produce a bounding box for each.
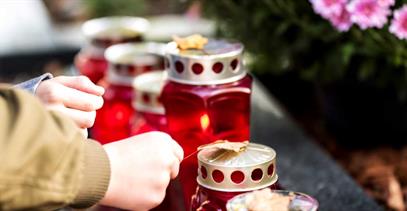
[75,16,318,211]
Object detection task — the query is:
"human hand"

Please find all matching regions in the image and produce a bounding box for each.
[35,76,104,129]
[100,132,184,211]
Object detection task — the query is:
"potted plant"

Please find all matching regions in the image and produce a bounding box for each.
[203,0,407,145]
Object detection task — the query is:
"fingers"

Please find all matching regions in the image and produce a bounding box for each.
[158,133,183,178]
[169,138,184,163]
[170,157,180,179]
[81,128,88,138]
[53,76,105,96]
[60,85,104,111]
[48,105,96,128]
[37,78,104,112]
[127,132,183,179]
[165,136,183,179]
[151,132,183,162]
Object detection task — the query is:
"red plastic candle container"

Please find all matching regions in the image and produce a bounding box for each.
[191,143,278,211]
[131,71,167,135]
[161,39,252,208]
[91,43,166,144]
[75,17,149,84]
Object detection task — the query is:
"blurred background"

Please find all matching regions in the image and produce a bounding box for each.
[0,0,406,210]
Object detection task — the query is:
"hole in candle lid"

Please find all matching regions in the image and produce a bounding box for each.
[212,170,224,183]
[231,170,245,184]
[157,95,163,104]
[175,61,184,73]
[251,168,263,181]
[267,164,274,176]
[142,93,150,103]
[114,64,122,71]
[212,62,223,74]
[122,36,142,43]
[192,63,204,74]
[230,59,239,71]
[165,58,170,69]
[201,166,207,179]
[141,65,154,73]
[93,38,112,47]
[127,65,136,74]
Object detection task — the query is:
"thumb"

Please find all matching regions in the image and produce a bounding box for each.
[53,76,105,96]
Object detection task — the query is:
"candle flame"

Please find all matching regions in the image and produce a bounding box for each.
[200,113,210,131]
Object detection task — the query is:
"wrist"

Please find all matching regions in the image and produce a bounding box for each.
[71,140,111,208]
[99,143,119,206]
[14,73,53,94]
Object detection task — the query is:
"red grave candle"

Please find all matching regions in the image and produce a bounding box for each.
[131,71,167,135]
[75,17,150,84]
[132,71,185,211]
[161,39,253,208]
[91,43,166,144]
[191,143,278,211]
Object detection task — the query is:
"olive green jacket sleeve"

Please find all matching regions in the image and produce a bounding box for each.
[0,87,110,210]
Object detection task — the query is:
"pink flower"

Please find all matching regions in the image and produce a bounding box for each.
[378,0,395,7]
[347,0,391,29]
[310,0,348,18]
[310,0,352,32]
[329,6,353,31]
[389,5,407,40]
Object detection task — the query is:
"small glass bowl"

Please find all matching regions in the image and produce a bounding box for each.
[226,190,319,211]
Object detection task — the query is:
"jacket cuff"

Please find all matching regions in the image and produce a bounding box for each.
[71,140,111,208]
[14,73,53,94]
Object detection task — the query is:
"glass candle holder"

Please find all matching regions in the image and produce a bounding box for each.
[226,190,319,211]
[162,39,252,208]
[191,143,278,211]
[91,42,166,144]
[75,17,149,83]
[131,71,167,135]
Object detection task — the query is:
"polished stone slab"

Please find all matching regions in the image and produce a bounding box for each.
[251,80,383,211]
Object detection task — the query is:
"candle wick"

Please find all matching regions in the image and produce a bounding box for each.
[181,150,199,163]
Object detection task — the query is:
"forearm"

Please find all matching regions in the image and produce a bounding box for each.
[0,87,110,210]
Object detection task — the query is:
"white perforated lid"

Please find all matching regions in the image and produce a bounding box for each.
[104,42,165,85]
[165,39,247,85]
[82,16,149,40]
[132,71,166,114]
[197,143,277,192]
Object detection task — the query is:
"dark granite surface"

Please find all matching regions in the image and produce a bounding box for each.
[251,80,383,211]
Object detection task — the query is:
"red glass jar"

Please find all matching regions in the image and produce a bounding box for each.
[191,142,278,211]
[131,71,167,135]
[91,43,166,144]
[75,17,149,84]
[161,40,252,208]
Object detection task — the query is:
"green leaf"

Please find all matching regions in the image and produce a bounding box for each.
[358,61,375,80]
[341,43,355,66]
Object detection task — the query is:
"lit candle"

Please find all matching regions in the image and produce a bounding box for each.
[162,38,253,209]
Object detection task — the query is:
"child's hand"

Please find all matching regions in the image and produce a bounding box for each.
[101,132,184,211]
[36,76,104,129]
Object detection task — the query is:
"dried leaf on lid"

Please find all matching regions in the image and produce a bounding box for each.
[198,140,249,153]
[173,34,208,50]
